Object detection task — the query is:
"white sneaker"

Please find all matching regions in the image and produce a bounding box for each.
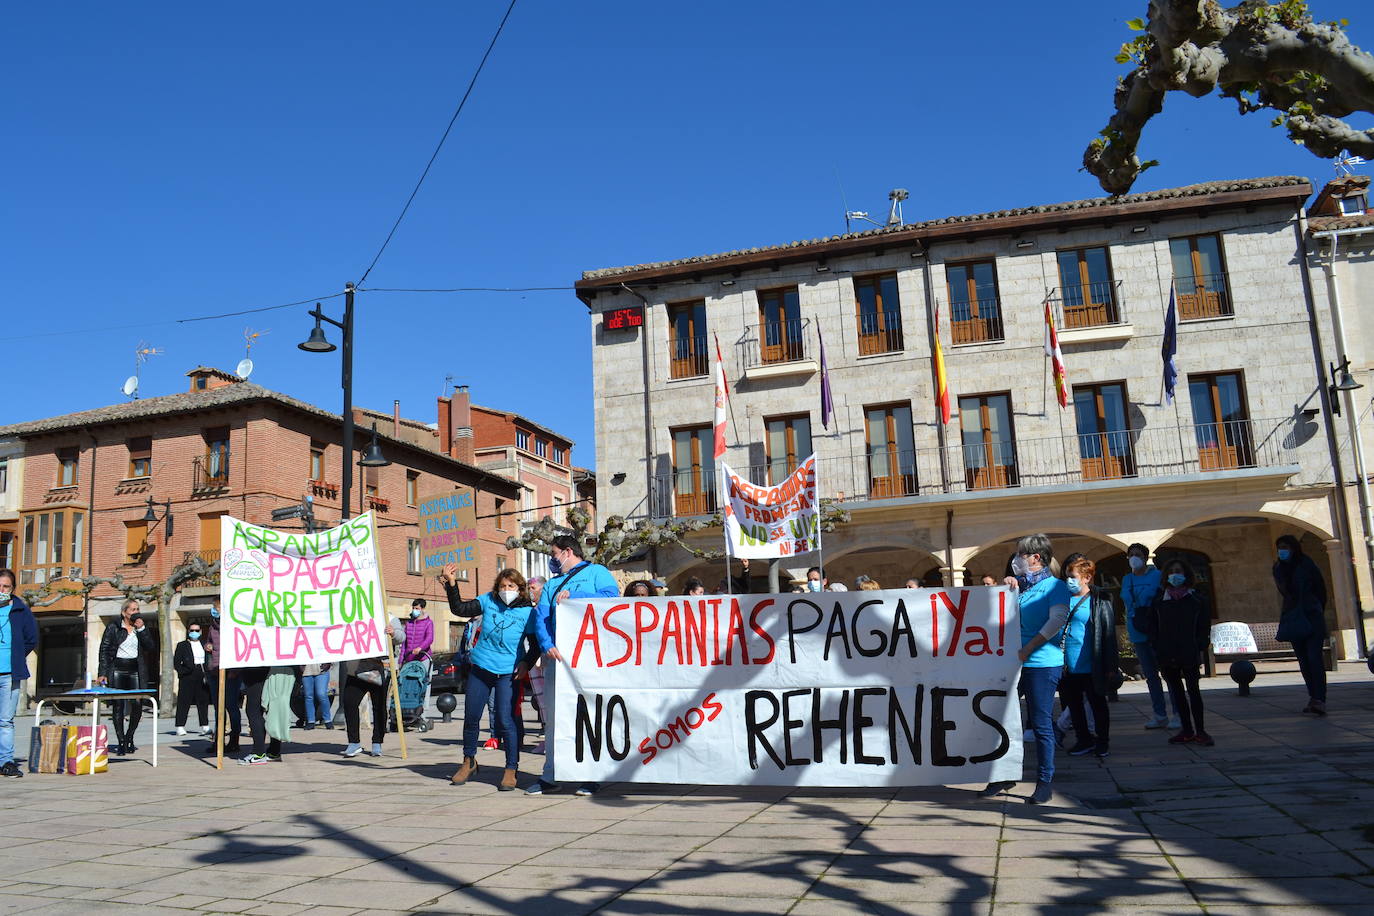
[1144,715,1169,729]
[200,725,212,735]
[174,727,187,736]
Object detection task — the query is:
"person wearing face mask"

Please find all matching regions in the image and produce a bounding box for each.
[1120,543,1177,730]
[805,566,827,593]
[980,534,1071,805]
[1272,534,1330,716]
[402,598,435,723]
[527,534,620,797]
[173,623,212,737]
[0,568,39,779]
[98,599,157,755]
[1058,558,1119,758]
[204,597,243,755]
[1136,558,1213,746]
[444,565,537,791]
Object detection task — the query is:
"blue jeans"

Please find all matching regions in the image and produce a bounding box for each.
[1290,634,1327,703]
[302,672,331,722]
[1022,665,1062,785]
[1133,642,1178,719]
[464,667,519,769]
[0,674,18,765]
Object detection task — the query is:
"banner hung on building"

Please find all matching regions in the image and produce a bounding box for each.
[218,512,387,669]
[721,455,819,559]
[552,588,1023,787]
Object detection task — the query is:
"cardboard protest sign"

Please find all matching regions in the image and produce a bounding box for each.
[218,512,387,668]
[416,488,480,576]
[552,588,1022,787]
[722,456,819,559]
[1210,621,1259,654]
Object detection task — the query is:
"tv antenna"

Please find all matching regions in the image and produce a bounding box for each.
[844,188,910,230]
[1336,152,1368,176]
[441,374,455,397]
[238,326,268,379]
[125,341,163,399]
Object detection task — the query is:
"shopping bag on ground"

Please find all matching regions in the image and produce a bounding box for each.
[66,725,109,774]
[28,723,70,774]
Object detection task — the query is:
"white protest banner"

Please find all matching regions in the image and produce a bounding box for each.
[218,512,387,668]
[722,455,819,559]
[1210,621,1259,654]
[552,588,1022,787]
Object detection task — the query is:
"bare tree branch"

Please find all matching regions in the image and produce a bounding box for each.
[1086,1,1374,194]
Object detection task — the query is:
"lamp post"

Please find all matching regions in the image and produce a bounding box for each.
[299,283,358,520]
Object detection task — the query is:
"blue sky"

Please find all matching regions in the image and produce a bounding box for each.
[8,2,1369,469]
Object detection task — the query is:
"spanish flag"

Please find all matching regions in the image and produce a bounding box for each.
[1044,301,1068,409]
[933,306,951,424]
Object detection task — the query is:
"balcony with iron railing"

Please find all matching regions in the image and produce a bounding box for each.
[668,335,710,380]
[946,297,1004,345]
[644,418,1295,518]
[1174,273,1232,320]
[191,455,230,492]
[855,311,904,356]
[1047,280,1125,330]
[741,317,815,375]
[182,550,220,588]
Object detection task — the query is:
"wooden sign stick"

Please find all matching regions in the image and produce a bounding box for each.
[216,667,226,770]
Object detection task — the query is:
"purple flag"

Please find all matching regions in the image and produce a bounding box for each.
[819,325,834,429]
[1162,287,1178,405]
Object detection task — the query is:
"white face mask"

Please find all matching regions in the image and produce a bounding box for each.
[1128,556,1145,571]
[1011,556,1031,577]
[499,589,520,605]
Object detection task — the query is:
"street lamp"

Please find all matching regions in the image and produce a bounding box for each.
[1329,358,1364,417]
[299,283,362,519]
[142,495,173,542]
[360,422,390,468]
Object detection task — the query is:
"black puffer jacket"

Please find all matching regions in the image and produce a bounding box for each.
[1135,589,1210,669]
[1273,553,1328,637]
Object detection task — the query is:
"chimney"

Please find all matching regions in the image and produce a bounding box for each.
[437,396,452,457]
[393,399,401,437]
[451,385,474,464]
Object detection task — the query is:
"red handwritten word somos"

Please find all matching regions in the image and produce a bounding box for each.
[639,693,724,765]
[571,599,778,669]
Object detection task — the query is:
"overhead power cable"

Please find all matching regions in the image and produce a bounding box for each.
[355,0,520,287]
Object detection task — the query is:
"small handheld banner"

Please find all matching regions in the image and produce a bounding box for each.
[218,512,386,668]
[722,456,819,559]
[552,587,1023,787]
[416,488,480,577]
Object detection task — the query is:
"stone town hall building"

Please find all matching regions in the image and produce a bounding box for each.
[576,175,1373,661]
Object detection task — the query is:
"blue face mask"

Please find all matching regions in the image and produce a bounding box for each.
[188,631,201,640]
[210,608,220,619]
[1167,573,1187,587]
[548,556,562,576]
[806,580,822,593]
[1066,578,1081,594]
[1277,548,1292,562]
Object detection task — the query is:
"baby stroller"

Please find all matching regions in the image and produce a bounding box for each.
[395,659,432,733]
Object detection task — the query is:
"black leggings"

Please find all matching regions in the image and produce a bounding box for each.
[1160,665,1206,734]
[175,673,210,727]
[109,659,144,745]
[241,668,280,757]
[1060,672,1110,748]
[343,676,387,745]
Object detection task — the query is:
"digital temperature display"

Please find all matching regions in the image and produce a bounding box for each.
[604,306,644,330]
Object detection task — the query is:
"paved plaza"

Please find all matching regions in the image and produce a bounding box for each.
[1,662,1372,915]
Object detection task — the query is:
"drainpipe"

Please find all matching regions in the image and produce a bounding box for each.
[620,283,660,576]
[82,430,98,687]
[1298,216,1369,660]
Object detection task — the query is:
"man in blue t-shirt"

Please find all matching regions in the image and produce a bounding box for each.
[0,568,39,778]
[1121,543,1177,729]
[527,535,619,797]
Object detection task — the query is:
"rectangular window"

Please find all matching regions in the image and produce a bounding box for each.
[57,447,79,487]
[552,446,566,465]
[1170,233,1232,319]
[125,519,149,563]
[864,404,916,498]
[406,538,421,575]
[958,393,1017,490]
[310,441,326,481]
[204,427,230,484]
[406,471,418,507]
[671,425,717,515]
[765,414,813,485]
[757,287,803,364]
[516,430,530,450]
[497,555,507,572]
[1055,247,1119,328]
[1339,194,1367,215]
[535,439,548,458]
[1072,382,1135,480]
[18,509,85,584]
[495,498,507,530]
[0,457,9,493]
[553,495,565,525]
[853,274,904,355]
[945,260,1003,344]
[128,436,152,479]
[667,299,709,379]
[1188,372,1254,469]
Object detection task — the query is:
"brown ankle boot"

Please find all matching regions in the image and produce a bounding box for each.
[499,768,518,792]
[451,756,478,785]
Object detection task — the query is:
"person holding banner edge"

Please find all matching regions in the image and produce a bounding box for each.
[980,534,1071,805]
[527,534,619,797]
[443,564,537,790]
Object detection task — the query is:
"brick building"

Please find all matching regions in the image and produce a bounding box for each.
[577,175,1371,658]
[0,367,521,699]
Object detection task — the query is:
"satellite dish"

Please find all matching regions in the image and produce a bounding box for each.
[236,358,254,379]
[122,376,139,398]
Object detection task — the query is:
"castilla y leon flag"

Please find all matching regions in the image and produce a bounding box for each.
[933,306,951,424]
[1043,301,1068,409]
[713,333,728,460]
